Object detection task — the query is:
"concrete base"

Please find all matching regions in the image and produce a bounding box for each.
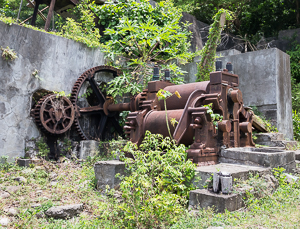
[94,160,126,191]
[193,163,270,189]
[17,159,42,167]
[255,133,297,149]
[189,189,244,213]
[79,140,99,159]
[220,147,295,172]
[295,151,300,160]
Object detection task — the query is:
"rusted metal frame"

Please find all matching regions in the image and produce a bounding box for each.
[173,90,207,143]
[44,0,56,31]
[124,109,148,144]
[26,0,47,21]
[31,0,41,25]
[20,6,49,25]
[79,106,103,114]
[110,116,124,136]
[87,76,106,106]
[97,114,108,139]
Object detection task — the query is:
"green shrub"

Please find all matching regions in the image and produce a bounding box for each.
[293,110,300,141]
[90,0,194,98]
[287,44,300,112]
[103,131,196,228]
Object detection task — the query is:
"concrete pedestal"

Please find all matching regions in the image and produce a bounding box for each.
[219,147,295,172]
[189,189,244,213]
[94,160,126,191]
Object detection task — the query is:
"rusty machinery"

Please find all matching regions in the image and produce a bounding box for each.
[121,65,255,165]
[33,64,254,164]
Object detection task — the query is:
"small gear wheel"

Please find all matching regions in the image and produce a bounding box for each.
[34,94,75,135]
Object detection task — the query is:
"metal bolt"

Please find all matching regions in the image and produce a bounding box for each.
[164,69,171,81]
[216,60,222,71]
[152,65,160,81]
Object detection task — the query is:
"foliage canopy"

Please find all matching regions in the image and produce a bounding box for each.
[91,0,194,97]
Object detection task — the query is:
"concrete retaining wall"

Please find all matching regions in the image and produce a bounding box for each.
[0,21,107,161]
[182,48,293,140]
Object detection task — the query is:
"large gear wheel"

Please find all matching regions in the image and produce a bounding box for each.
[70,66,124,141]
[34,94,75,134]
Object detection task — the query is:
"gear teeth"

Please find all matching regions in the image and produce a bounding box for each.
[70,66,123,141]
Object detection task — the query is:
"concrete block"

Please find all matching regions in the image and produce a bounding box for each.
[284,173,299,183]
[94,160,126,191]
[79,140,99,159]
[213,173,220,193]
[295,151,300,160]
[217,48,293,140]
[17,158,42,167]
[255,133,284,142]
[192,163,270,189]
[219,147,295,169]
[220,176,232,194]
[189,189,244,213]
[255,133,297,149]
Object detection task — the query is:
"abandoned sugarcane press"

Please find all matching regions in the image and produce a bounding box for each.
[121,64,255,165]
[32,64,254,164]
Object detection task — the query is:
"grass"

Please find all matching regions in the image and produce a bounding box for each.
[171,184,300,228]
[0,159,115,228]
[1,158,300,228]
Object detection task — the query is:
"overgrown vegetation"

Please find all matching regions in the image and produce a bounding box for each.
[1,153,300,228]
[100,131,196,228]
[287,44,300,140]
[35,137,50,159]
[1,46,17,60]
[251,105,278,133]
[0,0,100,48]
[203,103,223,128]
[196,9,233,81]
[91,0,194,97]
[162,0,300,45]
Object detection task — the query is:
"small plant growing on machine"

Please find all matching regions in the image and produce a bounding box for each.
[157,89,181,139]
[203,103,223,129]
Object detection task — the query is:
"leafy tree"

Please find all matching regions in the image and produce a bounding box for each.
[90,0,195,98]
[166,0,300,43]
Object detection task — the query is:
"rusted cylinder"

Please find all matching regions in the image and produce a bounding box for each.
[239,122,252,133]
[218,120,231,132]
[229,89,243,103]
[143,110,184,138]
[108,103,131,112]
[159,81,210,110]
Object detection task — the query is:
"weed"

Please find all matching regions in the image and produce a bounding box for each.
[203,103,223,129]
[36,137,50,159]
[1,46,17,60]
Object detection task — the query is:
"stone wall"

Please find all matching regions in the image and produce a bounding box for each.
[0,21,108,161]
[181,48,293,140]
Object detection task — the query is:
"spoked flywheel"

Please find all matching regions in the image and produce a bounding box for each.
[34,94,75,134]
[70,66,124,141]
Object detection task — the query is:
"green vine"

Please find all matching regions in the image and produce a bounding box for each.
[203,103,223,129]
[196,9,233,82]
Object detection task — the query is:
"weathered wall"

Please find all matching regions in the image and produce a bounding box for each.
[0,21,108,161]
[182,48,293,140]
